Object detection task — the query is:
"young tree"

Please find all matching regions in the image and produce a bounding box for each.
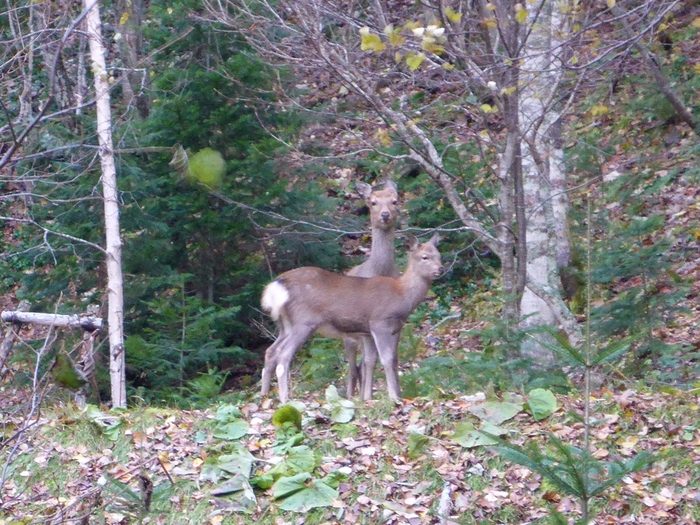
[84,0,126,407]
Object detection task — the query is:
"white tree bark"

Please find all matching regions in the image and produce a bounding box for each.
[519,0,582,358]
[84,0,127,407]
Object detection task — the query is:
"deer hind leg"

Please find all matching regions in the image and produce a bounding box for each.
[343,337,361,398]
[369,326,401,400]
[273,324,315,403]
[359,335,378,401]
[261,327,288,397]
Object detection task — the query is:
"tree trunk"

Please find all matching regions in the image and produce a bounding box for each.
[519,0,583,360]
[84,0,127,408]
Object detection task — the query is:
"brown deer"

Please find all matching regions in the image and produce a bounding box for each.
[344,180,399,397]
[260,234,442,403]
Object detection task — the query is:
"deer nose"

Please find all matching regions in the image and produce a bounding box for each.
[381,211,390,220]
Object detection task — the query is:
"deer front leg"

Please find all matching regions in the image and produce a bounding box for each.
[343,337,361,398]
[359,336,379,401]
[370,325,401,400]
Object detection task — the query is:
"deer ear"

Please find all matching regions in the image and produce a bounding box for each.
[429,232,440,246]
[384,179,398,192]
[406,234,419,251]
[356,181,372,200]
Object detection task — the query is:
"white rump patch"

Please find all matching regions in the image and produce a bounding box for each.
[261,280,289,320]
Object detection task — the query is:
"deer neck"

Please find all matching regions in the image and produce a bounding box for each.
[397,264,431,309]
[367,227,396,277]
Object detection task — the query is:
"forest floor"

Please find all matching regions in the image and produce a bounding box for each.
[1,383,699,524]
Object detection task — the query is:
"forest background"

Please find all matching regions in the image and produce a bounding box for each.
[1,0,700,523]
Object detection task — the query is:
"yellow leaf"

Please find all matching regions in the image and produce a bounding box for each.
[404,20,421,31]
[606,0,615,8]
[119,12,130,25]
[480,103,498,114]
[405,52,426,70]
[442,62,455,70]
[384,24,406,47]
[376,128,392,147]
[515,7,527,24]
[445,7,463,23]
[485,3,496,11]
[421,38,444,54]
[395,51,404,63]
[500,86,517,96]
[692,17,700,28]
[360,28,387,52]
[484,18,497,28]
[590,105,609,116]
[569,55,579,65]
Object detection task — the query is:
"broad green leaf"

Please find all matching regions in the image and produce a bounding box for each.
[217,447,255,478]
[322,469,350,489]
[330,404,355,423]
[250,472,275,490]
[211,474,257,513]
[325,384,342,403]
[407,431,430,459]
[85,405,122,441]
[268,445,316,478]
[272,472,312,499]
[325,385,355,423]
[527,388,558,421]
[277,478,338,512]
[215,404,243,422]
[213,419,249,440]
[451,421,506,448]
[468,399,522,425]
[285,446,317,474]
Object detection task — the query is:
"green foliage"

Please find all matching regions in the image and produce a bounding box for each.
[590,213,689,378]
[496,435,653,523]
[272,404,303,431]
[323,385,356,423]
[49,353,87,391]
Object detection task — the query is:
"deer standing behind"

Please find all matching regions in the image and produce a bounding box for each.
[260,234,442,403]
[344,180,399,398]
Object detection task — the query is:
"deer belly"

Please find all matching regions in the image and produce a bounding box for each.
[316,320,369,339]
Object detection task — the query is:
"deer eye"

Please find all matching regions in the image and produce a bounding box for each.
[371,200,377,206]
[392,200,397,205]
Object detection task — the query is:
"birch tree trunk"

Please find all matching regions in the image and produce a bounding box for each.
[519,0,582,359]
[84,0,127,408]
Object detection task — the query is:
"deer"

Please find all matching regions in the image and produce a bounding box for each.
[344,180,399,398]
[260,233,443,403]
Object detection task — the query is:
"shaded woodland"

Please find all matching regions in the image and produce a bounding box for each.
[1,0,700,523]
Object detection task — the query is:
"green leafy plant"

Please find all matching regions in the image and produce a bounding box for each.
[489,200,654,524]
